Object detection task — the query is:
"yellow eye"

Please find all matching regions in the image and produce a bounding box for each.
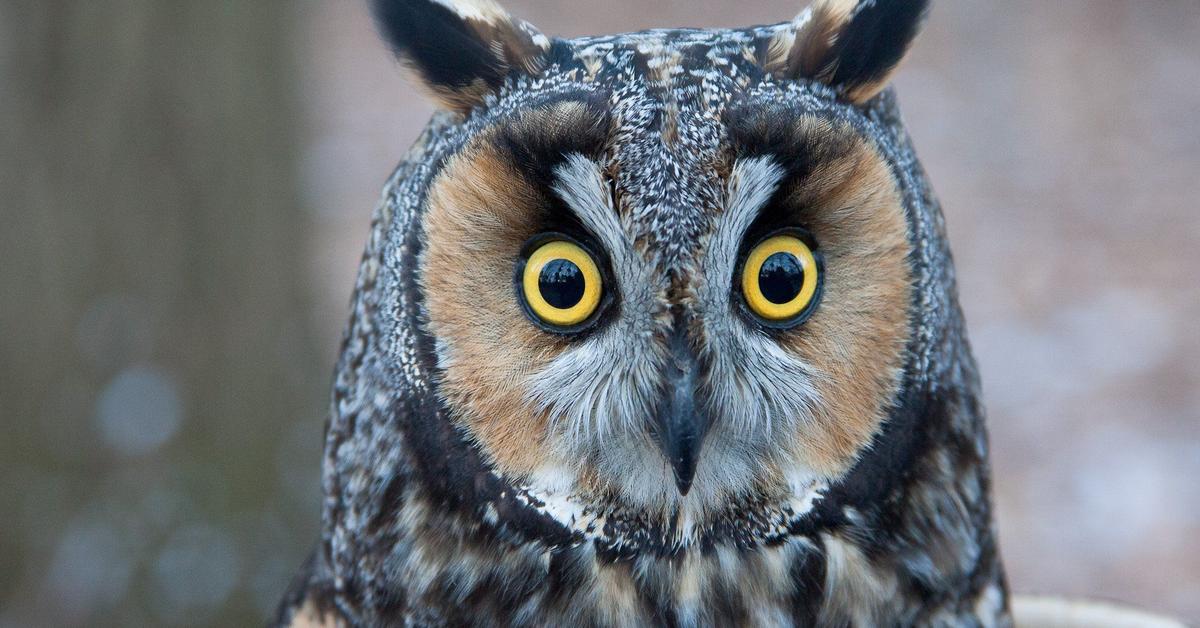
[740,233,822,324]
[520,239,604,328]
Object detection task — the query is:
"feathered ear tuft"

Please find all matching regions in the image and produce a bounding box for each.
[778,0,930,104]
[371,0,550,112]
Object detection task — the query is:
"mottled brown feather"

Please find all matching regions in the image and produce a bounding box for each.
[788,0,857,82]
[421,104,594,477]
[774,119,912,477]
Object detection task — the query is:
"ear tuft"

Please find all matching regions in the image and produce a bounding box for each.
[371,0,550,112]
[783,0,930,104]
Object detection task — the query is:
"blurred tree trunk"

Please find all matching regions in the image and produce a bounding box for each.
[0,2,321,624]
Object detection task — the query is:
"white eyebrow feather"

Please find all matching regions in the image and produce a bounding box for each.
[532,153,660,443]
[707,156,786,296]
[550,153,628,257]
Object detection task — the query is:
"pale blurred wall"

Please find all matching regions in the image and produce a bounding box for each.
[2,1,1197,625]
[1,2,323,626]
[304,0,1200,621]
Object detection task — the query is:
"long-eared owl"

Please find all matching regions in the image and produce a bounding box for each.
[279,0,1015,625]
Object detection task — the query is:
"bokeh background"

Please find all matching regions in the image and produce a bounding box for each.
[2,1,1197,625]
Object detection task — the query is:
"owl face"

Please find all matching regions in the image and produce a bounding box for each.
[375,0,928,534]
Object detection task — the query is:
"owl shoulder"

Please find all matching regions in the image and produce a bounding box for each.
[273,549,345,628]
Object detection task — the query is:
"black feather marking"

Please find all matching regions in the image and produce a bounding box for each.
[827,0,931,95]
[494,94,612,189]
[271,547,339,627]
[493,94,618,256]
[827,372,931,520]
[545,546,590,604]
[371,0,505,90]
[725,101,858,177]
[724,103,859,243]
[788,540,827,626]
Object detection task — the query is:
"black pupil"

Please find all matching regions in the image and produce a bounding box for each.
[759,251,805,304]
[539,258,586,309]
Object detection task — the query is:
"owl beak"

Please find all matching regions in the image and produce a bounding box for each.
[653,313,710,496]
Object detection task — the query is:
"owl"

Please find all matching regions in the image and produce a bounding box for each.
[279,0,1009,625]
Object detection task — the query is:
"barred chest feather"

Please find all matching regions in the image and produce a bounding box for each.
[287,354,1007,626]
[336,452,1006,627]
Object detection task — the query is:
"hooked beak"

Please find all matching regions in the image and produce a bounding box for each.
[652,312,711,496]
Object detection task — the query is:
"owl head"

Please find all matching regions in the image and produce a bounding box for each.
[353,0,965,551]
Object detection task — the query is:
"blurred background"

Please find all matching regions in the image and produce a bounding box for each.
[1,1,1197,625]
